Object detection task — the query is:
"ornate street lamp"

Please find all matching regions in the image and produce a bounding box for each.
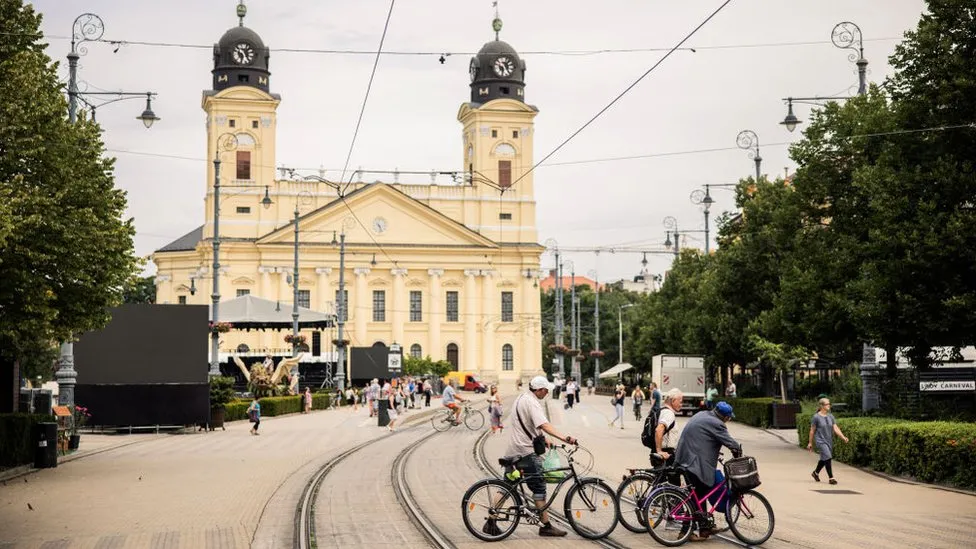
[736,130,762,182]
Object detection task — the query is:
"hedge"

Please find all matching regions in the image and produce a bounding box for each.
[224,401,250,422]
[311,393,331,410]
[796,414,976,489]
[727,398,776,428]
[223,394,333,422]
[0,413,55,468]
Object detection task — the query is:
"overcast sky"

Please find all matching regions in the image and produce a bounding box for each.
[33,0,926,283]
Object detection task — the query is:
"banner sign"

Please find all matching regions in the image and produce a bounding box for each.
[388,343,402,373]
[919,368,975,393]
[919,380,975,392]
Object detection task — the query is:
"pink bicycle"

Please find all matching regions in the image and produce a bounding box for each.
[642,455,774,546]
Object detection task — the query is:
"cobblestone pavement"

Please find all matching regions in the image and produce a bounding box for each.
[0,405,429,549]
[546,396,976,548]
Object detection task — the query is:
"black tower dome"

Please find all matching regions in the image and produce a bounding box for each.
[469,17,525,104]
[212,2,270,92]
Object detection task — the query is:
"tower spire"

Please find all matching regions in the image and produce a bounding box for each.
[491,1,502,40]
[237,0,247,27]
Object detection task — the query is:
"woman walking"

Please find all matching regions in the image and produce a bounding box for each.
[247,397,261,435]
[807,397,849,484]
[631,385,645,420]
[387,379,400,432]
[609,384,626,429]
[487,385,503,433]
[303,387,312,413]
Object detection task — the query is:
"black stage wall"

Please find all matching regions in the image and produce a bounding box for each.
[75,304,209,426]
[350,342,402,383]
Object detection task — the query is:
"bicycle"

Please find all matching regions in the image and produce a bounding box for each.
[431,402,485,431]
[461,444,619,541]
[643,454,774,546]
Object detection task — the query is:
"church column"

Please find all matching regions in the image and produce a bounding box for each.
[391,268,407,346]
[315,267,332,312]
[481,270,496,379]
[354,267,370,345]
[259,266,273,299]
[463,270,480,371]
[427,269,443,359]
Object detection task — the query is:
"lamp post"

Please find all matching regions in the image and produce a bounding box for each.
[210,133,274,377]
[780,22,868,132]
[736,130,762,182]
[587,268,601,388]
[566,260,579,381]
[618,303,634,368]
[544,239,564,378]
[690,187,714,254]
[57,13,160,410]
[663,216,680,260]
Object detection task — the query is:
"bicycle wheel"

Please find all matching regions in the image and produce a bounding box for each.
[464,408,485,430]
[461,478,522,542]
[616,471,657,533]
[725,490,774,545]
[431,410,453,432]
[644,486,694,547]
[563,478,618,539]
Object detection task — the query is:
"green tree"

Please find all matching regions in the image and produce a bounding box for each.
[403,355,452,378]
[0,1,137,364]
[123,275,157,304]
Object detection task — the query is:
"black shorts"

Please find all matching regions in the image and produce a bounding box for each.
[516,454,546,500]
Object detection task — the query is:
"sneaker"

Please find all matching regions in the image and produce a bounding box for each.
[829,478,838,485]
[811,471,821,482]
[482,518,502,536]
[538,523,567,537]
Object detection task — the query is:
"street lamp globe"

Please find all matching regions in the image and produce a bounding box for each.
[664,232,673,248]
[780,101,801,132]
[261,186,273,209]
[136,93,160,129]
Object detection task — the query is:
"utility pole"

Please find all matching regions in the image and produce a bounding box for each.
[335,232,347,391]
[554,252,564,377]
[570,265,578,381]
[593,271,601,387]
[291,206,301,388]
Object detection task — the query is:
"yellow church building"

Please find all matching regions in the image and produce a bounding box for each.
[152,9,545,384]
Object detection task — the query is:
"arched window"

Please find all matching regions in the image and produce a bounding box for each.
[493,143,516,157]
[410,344,422,358]
[447,343,459,370]
[502,344,514,371]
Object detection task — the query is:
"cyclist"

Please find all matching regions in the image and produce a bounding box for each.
[495,375,577,538]
[673,400,742,540]
[654,389,682,463]
[442,379,467,424]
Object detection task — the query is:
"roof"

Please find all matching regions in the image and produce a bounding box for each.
[477,39,519,56]
[210,294,333,330]
[217,26,265,48]
[539,273,603,292]
[156,225,203,253]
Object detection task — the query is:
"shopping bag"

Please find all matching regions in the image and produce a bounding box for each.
[542,449,566,484]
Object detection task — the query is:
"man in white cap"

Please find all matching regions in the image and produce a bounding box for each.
[496,375,577,538]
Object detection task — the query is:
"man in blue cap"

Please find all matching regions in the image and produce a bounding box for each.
[674,401,742,539]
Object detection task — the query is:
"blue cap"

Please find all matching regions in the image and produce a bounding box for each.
[715,401,735,418]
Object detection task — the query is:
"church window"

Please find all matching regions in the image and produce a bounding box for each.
[373,290,386,322]
[312,332,321,356]
[493,143,516,157]
[499,213,512,220]
[502,344,514,371]
[252,120,259,129]
[500,86,510,95]
[491,129,498,138]
[238,74,249,83]
[178,296,187,305]
[410,344,422,359]
[236,151,251,180]
[236,289,250,297]
[297,290,310,309]
[447,344,459,370]
[501,292,514,322]
[236,206,250,214]
[513,130,519,139]
[446,291,459,322]
[410,291,423,322]
[229,119,236,128]
[498,160,512,188]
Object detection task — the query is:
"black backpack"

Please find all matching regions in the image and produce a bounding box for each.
[641,408,675,451]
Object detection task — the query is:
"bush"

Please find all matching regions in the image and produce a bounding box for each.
[224,400,250,422]
[793,376,832,400]
[728,397,776,428]
[311,393,331,410]
[0,413,55,467]
[257,396,302,416]
[795,414,976,489]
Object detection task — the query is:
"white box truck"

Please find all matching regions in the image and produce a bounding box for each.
[651,354,706,414]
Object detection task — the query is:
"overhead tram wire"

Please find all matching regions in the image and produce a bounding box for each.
[502,0,735,194]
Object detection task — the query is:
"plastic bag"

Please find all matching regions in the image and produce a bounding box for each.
[542,449,566,484]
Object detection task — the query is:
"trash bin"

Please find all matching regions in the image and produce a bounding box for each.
[377,399,390,427]
[33,422,58,469]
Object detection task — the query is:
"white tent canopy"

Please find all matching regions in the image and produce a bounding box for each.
[208,294,334,329]
[598,362,634,379]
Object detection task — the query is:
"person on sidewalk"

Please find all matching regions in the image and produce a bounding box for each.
[705,385,719,410]
[487,385,503,433]
[247,397,261,435]
[492,375,576,538]
[303,387,312,414]
[609,384,626,429]
[808,397,849,485]
[725,379,737,399]
[650,382,662,416]
[674,401,742,541]
[565,378,577,409]
[631,385,645,420]
[423,378,432,407]
[655,389,682,463]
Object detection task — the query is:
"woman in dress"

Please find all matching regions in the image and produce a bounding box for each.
[807,397,849,484]
[303,387,312,414]
[630,385,645,420]
[609,384,627,429]
[487,385,503,433]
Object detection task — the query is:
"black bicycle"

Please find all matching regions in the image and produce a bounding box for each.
[461,444,619,541]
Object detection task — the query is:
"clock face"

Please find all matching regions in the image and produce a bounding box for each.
[493,56,515,77]
[372,217,388,234]
[232,42,255,64]
[469,59,479,82]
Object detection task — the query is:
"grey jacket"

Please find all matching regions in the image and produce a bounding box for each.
[674,410,742,486]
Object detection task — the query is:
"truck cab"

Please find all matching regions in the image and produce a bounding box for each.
[652,354,706,415]
[443,371,487,393]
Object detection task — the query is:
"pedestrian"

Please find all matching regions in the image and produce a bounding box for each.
[407,378,416,409]
[808,397,849,485]
[609,383,626,429]
[565,378,577,409]
[725,379,737,399]
[345,386,355,409]
[423,378,432,407]
[368,378,381,417]
[386,379,399,432]
[303,387,312,414]
[650,382,662,416]
[631,385,645,420]
[705,385,719,410]
[247,397,261,436]
[586,378,593,395]
[488,385,504,433]
[575,378,581,403]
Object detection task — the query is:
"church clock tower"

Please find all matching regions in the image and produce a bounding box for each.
[458,15,538,244]
[202,1,281,240]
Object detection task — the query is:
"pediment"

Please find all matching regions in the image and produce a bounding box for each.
[442,278,463,288]
[175,284,191,293]
[406,277,426,287]
[256,184,498,249]
[497,280,517,288]
[232,276,255,285]
[369,278,390,287]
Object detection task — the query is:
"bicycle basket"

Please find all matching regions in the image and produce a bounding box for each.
[723,456,761,492]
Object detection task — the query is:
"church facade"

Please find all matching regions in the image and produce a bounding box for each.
[152,8,544,383]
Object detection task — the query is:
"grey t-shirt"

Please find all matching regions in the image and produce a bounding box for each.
[811,413,836,460]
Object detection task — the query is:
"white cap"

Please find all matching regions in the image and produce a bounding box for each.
[529,375,554,391]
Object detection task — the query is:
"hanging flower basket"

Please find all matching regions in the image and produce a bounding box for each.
[209,321,233,334]
[284,334,307,346]
[548,344,569,355]
[565,348,581,357]
[589,350,606,359]
[332,338,350,347]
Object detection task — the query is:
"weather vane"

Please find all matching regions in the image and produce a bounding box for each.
[237,0,247,27]
[492,1,502,40]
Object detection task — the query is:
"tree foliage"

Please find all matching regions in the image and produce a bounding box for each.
[403,355,453,378]
[0,0,137,362]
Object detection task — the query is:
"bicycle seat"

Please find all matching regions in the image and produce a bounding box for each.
[498,457,518,468]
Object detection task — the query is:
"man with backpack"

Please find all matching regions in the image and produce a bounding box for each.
[641,388,682,462]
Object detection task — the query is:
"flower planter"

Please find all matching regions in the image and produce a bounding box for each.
[210,406,226,431]
[68,434,81,450]
[769,401,801,429]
